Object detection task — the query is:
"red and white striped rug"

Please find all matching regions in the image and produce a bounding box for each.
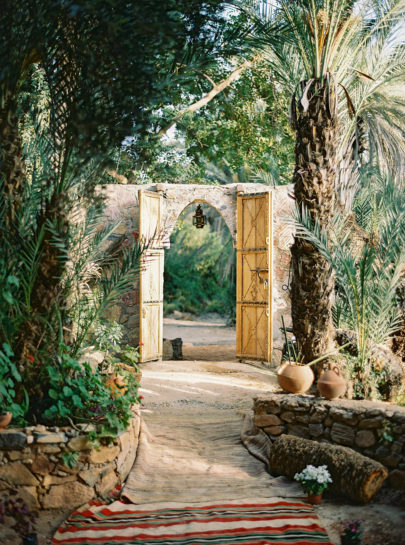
[52,497,333,545]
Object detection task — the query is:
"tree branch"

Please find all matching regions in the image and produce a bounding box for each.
[157,56,259,138]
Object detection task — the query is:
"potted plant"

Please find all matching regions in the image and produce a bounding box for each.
[278,317,349,394]
[294,464,332,504]
[0,490,38,544]
[341,520,363,545]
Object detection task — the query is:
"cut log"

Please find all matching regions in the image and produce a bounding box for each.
[269,435,388,503]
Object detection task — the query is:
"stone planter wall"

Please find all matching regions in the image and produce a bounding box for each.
[0,409,141,511]
[253,393,405,490]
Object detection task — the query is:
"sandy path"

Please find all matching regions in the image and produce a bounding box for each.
[138,359,405,545]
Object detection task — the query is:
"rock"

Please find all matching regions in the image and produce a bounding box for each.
[33,432,68,443]
[0,431,27,450]
[6,450,27,461]
[355,430,376,448]
[308,423,324,438]
[17,486,40,509]
[88,445,120,464]
[78,467,105,487]
[30,454,55,475]
[68,435,92,451]
[163,339,173,360]
[380,454,400,468]
[95,466,118,496]
[295,414,310,424]
[42,481,94,509]
[370,343,405,401]
[309,405,328,423]
[358,417,384,429]
[329,407,358,425]
[0,461,39,486]
[43,474,76,487]
[263,425,283,436]
[389,469,405,490]
[287,424,310,439]
[253,414,282,427]
[330,422,355,446]
[40,445,62,454]
[79,350,106,373]
[280,411,295,423]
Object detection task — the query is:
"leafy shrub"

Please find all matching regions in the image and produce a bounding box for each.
[42,346,140,435]
[0,343,28,422]
[164,207,235,319]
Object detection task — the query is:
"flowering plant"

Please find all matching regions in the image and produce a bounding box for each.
[294,464,332,495]
[341,520,363,542]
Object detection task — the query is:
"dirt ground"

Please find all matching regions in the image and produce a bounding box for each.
[139,358,405,545]
[3,315,403,545]
[157,314,405,545]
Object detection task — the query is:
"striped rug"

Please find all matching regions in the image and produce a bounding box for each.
[52,497,333,544]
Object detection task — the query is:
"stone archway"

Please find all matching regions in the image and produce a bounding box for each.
[104,183,294,365]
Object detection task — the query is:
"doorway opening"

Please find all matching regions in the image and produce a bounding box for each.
[163,202,236,361]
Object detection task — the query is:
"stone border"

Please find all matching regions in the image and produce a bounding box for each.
[253,393,405,490]
[0,408,141,511]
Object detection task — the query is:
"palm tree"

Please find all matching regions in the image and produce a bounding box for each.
[253,0,405,362]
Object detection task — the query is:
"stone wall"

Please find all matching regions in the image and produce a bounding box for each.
[253,393,405,490]
[0,409,141,512]
[102,183,294,354]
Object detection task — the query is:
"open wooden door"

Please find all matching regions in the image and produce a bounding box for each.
[236,191,273,364]
[139,190,163,362]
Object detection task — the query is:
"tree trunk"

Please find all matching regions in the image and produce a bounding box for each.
[290,78,337,363]
[269,435,388,503]
[0,96,26,240]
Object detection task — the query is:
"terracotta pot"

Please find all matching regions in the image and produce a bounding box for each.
[104,373,128,396]
[117,363,142,383]
[317,365,346,400]
[0,411,12,430]
[306,492,322,505]
[277,362,314,394]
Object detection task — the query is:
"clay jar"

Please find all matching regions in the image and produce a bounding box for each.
[317,366,346,400]
[277,362,315,394]
[0,411,12,429]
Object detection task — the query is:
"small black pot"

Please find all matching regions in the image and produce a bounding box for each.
[23,534,38,545]
[340,536,361,545]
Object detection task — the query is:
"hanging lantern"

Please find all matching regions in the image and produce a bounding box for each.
[192,204,206,229]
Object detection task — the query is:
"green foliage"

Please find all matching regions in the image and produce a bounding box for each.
[93,321,124,353]
[120,345,141,369]
[0,343,28,422]
[42,346,139,434]
[377,419,394,445]
[182,60,294,182]
[61,451,79,469]
[292,172,405,399]
[164,207,235,318]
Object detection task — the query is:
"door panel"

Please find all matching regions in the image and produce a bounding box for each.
[236,192,273,363]
[139,190,163,362]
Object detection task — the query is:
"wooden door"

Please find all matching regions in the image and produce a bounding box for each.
[236,192,273,363]
[139,190,163,362]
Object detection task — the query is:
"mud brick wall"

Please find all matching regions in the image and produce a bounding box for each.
[253,393,405,490]
[0,409,141,512]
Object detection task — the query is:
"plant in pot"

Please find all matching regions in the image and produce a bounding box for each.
[294,464,332,505]
[278,318,349,394]
[340,519,363,545]
[0,490,38,544]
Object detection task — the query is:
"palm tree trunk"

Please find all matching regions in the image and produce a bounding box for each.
[290,79,337,363]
